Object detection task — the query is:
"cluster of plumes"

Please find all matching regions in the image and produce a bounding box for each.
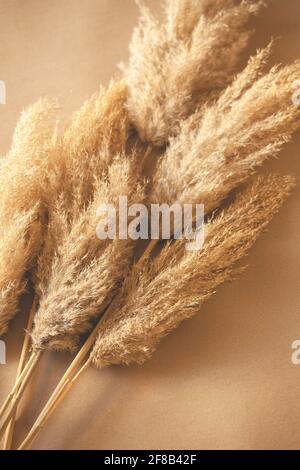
[92,174,295,367]
[0,0,299,374]
[0,80,129,337]
[125,0,264,145]
[0,0,267,341]
[26,1,274,353]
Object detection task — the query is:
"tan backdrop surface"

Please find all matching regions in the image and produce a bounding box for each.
[0,0,300,450]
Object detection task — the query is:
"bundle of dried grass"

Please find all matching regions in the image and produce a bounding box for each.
[125,0,263,145]
[11,51,300,448]
[0,79,130,447]
[30,49,300,354]
[2,0,299,451]
[0,150,147,443]
[0,0,264,341]
[18,172,295,449]
[0,79,128,338]
[29,47,299,357]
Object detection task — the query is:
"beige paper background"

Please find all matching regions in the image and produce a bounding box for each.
[0,0,300,450]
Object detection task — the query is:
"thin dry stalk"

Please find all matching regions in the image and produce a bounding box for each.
[18,306,113,450]
[0,353,38,421]
[2,298,37,449]
[0,351,42,439]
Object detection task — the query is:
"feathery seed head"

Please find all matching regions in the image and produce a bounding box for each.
[92,173,295,367]
[126,0,263,145]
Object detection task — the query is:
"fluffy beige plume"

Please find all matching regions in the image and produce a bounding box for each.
[91,174,295,367]
[30,81,138,351]
[33,80,130,299]
[0,99,60,215]
[125,0,263,145]
[61,79,129,220]
[151,56,300,211]
[0,209,42,336]
[31,154,145,352]
[0,100,60,336]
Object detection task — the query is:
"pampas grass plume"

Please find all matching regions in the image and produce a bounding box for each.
[126,0,263,145]
[151,53,300,214]
[91,173,295,367]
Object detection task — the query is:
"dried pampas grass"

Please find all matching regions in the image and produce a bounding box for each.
[0,100,60,336]
[12,47,298,427]
[29,80,141,353]
[0,80,128,337]
[14,51,300,448]
[0,100,62,447]
[91,174,295,366]
[2,0,300,451]
[31,154,145,353]
[0,80,131,447]
[33,79,130,300]
[61,79,129,220]
[18,173,295,450]
[1,149,146,442]
[151,53,300,211]
[0,209,42,336]
[125,0,263,145]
